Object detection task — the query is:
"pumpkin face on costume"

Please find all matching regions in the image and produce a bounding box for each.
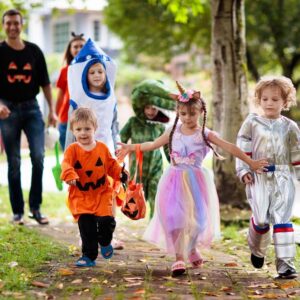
[7,61,32,84]
[74,157,106,191]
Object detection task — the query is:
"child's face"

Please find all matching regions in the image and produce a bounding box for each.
[70,40,85,58]
[72,120,96,146]
[144,105,158,120]
[87,63,106,92]
[260,86,285,119]
[178,105,202,130]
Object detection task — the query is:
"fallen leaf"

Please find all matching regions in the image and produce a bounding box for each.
[248,294,281,299]
[102,270,114,274]
[224,262,238,267]
[220,286,232,292]
[71,279,83,284]
[134,289,145,294]
[276,281,300,289]
[102,280,108,284]
[110,284,117,288]
[89,278,100,283]
[58,268,75,276]
[248,283,278,289]
[202,291,219,297]
[8,261,18,268]
[125,282,142,287]
[56,283,64,289]
[31,281,50,288]
[138,259,147,263]
[124,277,143,283]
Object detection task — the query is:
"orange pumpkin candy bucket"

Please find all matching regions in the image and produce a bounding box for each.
[121,144,146,220]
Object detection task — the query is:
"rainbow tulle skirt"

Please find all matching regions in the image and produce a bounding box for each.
[143,166,220,258]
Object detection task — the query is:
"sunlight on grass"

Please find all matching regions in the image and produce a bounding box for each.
[0,225,67,292]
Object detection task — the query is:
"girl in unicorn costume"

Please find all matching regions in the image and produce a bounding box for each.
[117,81,267,277]
[65,38,120,152]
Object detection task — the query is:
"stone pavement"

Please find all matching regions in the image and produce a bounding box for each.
[31,212,300,300]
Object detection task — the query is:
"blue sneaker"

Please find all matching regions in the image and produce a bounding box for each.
[100,244,113,259]
[75,256,96,267]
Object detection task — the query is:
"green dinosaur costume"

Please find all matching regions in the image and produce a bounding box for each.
[120,79,175,219]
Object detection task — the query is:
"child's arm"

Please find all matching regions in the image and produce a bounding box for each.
[289,121,300,180]
[207,132,268,172]
[60,145,79,185]
[117,128,170,160]
[111,104,121,152]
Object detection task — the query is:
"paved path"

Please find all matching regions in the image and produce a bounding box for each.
[30,213,300,300]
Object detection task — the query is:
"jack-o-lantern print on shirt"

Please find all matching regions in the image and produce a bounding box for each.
[74,156,106,191]
[7,61,32,84]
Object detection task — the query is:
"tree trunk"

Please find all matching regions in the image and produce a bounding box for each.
[211,0,248,207]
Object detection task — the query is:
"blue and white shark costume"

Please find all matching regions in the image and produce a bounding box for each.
[65,38,120,153]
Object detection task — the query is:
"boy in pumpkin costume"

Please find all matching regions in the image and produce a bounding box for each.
[61,108,128,267]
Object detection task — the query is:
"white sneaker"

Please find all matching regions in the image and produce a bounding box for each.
[111,238,124,250]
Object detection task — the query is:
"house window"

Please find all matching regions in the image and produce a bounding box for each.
[93,20,100,41]
[54,22,70,52]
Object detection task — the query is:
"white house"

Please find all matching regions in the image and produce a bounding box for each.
[27,0,122,56]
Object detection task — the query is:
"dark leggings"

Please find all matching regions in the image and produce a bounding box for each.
[78,214,116,261]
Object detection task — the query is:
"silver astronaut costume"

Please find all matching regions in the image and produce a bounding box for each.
[236,113,300,274]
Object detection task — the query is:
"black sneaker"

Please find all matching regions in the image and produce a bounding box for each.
[28,210,49,225]
[278,269,298,279]
[12,214,24,225]
[251,253,264,268]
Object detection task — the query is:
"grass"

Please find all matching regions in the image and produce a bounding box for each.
[0,185,69,297]
[0,225,67,292]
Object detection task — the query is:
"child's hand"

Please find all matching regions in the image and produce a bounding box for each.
[67,179,77,186]
[242,173,253,184]
[120,163,129,183]
[116,142,132,161]
[249,158,268,173]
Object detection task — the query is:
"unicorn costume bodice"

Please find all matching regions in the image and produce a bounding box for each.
[67,39,117,153]
[171,124,211,168]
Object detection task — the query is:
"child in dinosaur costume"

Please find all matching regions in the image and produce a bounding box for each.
[120,79,175,219]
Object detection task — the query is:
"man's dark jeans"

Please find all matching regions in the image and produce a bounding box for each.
[0,99,45,215]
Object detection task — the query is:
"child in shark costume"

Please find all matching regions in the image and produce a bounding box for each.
[65,38,120,152]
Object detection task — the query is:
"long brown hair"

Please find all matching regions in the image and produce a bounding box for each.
[64,32,85,65]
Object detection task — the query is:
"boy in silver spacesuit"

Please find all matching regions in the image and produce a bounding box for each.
[236,76,300,279]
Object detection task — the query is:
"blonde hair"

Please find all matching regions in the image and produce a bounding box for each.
[254,75,297,110]
[70,107,98,131]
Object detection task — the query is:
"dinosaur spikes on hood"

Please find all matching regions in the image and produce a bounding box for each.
[131,79,175,123]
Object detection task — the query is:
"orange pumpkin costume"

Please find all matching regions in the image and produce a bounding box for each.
[61,141,122,220]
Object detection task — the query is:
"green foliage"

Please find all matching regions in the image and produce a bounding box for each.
[245,1,300,81]
[149,0,205,23]
[104,0,211,63]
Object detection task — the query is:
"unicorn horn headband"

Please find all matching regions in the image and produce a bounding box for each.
[175,81,200,102]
